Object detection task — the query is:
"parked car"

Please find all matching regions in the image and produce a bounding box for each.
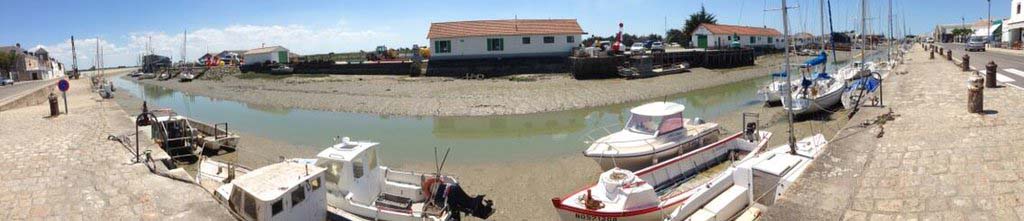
[965,36,986,52]
[629,43,646,53]
[1,77,13,86]
[926,37,935,43]
[650,41,665,52]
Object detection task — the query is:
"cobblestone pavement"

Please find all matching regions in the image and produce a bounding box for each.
[0,74,232,220]
[763,46,1024,220]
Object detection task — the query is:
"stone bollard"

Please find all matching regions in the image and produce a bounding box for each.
[968,74,984,114]
[930,50,935,59]
[962,54,970,71]
[986,61,998,88]
[48,93,60,117]
[946,49,952,61]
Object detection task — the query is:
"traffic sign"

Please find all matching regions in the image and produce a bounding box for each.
[58,79,70,92]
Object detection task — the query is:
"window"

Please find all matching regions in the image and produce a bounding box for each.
[486,38,504,51]
[271,200,283,216]
[1018,4,1021,14]
[750,36,756,44]
[291,186,306,207]
[316,161,341,186]
[230,187,244,214]
[657,113,685,133]
[309,176,321,191]
[543,36,555,43]
[566,36,575,43]
[768,37,773,43]
[434,40,451,53]
[522,37,531,44]
[626,114,659,134]
[353,156,364,179]
[244,192,257,219]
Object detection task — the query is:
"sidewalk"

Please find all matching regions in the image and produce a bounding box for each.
[762,46,1024,220]
[0,70,232,220]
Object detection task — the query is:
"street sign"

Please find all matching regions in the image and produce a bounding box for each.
[58,79,70,92]
[57,79,69,114]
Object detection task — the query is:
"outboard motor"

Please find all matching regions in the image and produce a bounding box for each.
[744,122,757,141]
[432,182,495,220]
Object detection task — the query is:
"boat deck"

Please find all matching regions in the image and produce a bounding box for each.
[656,151,749,200]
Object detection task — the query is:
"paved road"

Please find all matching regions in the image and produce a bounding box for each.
[938,43,1024,89]
[0,78,59,103]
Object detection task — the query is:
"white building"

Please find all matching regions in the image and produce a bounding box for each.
[1005,0,1024,47]
[427,19,586,60]
[690,23,783,49]
[242,46,290,65]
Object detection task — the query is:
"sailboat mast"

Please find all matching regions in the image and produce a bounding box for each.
[860,0,867,69]
[819,0,827,72]
[71,36,78,74]
[888,0,894,61]
[782,0,797,154]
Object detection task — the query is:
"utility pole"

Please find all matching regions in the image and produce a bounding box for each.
[861,0,867,67]
[988,0,992,43]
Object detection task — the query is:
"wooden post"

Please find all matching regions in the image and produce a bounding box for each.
[930,50,934,59]
[962,54,970,71]
[986,61,998,88]
[946,49,952,61]
[968,74,984,114]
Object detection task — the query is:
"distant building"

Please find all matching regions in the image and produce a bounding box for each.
[793,32,815,47]
[142,54,171,73]
[0,44,65,81]
[1006,0,1024,48]
[217,50,245,65]
[426,19,586,60]
[690,23,783,49]
[242,46,289,65]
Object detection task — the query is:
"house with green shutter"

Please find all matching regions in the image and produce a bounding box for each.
[427,19,586,60]
[242,46,290,65]
[690,23,783,49]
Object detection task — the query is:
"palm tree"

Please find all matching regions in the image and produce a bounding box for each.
[683,6,718,47]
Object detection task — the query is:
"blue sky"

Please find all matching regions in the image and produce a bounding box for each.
[1,0,1010,67]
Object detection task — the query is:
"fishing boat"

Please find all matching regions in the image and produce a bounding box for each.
[618,56,689,79]
[664,134,827,221]
[552,128,772,221]
[213,160,328,221]
[179,68,195,82]
[150,109,240,154]
[582,102,721,171]
[303,137,495,220]
[270,64,294,74]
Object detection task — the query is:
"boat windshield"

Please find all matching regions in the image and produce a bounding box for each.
[625,113,684,135]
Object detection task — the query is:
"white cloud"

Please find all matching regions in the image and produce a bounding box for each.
[37,23,410,67]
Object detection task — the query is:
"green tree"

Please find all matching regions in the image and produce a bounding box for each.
[666,29,685,45]
[0,50,16,75]
[683,6,717,47]
[951,28,973,41]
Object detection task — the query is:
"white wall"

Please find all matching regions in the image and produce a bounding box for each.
[690,26,783,49]
[243,51,281,65]
[430,34,581,60]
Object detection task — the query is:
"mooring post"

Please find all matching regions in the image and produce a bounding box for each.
[930,50,935,59]
[962,54,970,71]
[986,61,998,88]
[968,74,984,114]
[946,49,952,61]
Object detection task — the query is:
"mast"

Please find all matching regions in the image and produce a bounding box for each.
[860,0,867,69]
[827,0,837,63]
[782,0,796,154]
[819,0,827,73]
[888,0,893,61]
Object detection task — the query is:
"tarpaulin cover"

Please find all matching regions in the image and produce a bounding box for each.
[803,52,828,67]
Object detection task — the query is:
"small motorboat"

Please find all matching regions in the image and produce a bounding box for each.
[149,109,240,157]
[618,56,689,79]
[213,160,328,221]
[301,137,495,220]
[553,129,772,221]
[756,72,794,105]
[179,69,195,82]
[270,64,294,74]
[841,76,881,109]
[665,134,827,221]
[582,102,721,171]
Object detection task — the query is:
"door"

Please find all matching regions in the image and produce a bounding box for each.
[278,51,288,63]
[697,35,708,48]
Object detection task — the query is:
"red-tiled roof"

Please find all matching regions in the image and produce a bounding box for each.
[699,23,782,36]
[427,19,585,39]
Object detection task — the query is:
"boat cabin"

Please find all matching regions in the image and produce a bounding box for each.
[624,101,689,137]
[216,161,327,221]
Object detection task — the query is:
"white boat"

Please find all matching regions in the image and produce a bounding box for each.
[664,134,828,221]
[553,130,772,221]
[213,160,328,221]
[583,102,721,171]
[756,72,793,104]
[780,71,845,115]
[841,76,881,109]
[179,69,195,82]
[305,137,495,220]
